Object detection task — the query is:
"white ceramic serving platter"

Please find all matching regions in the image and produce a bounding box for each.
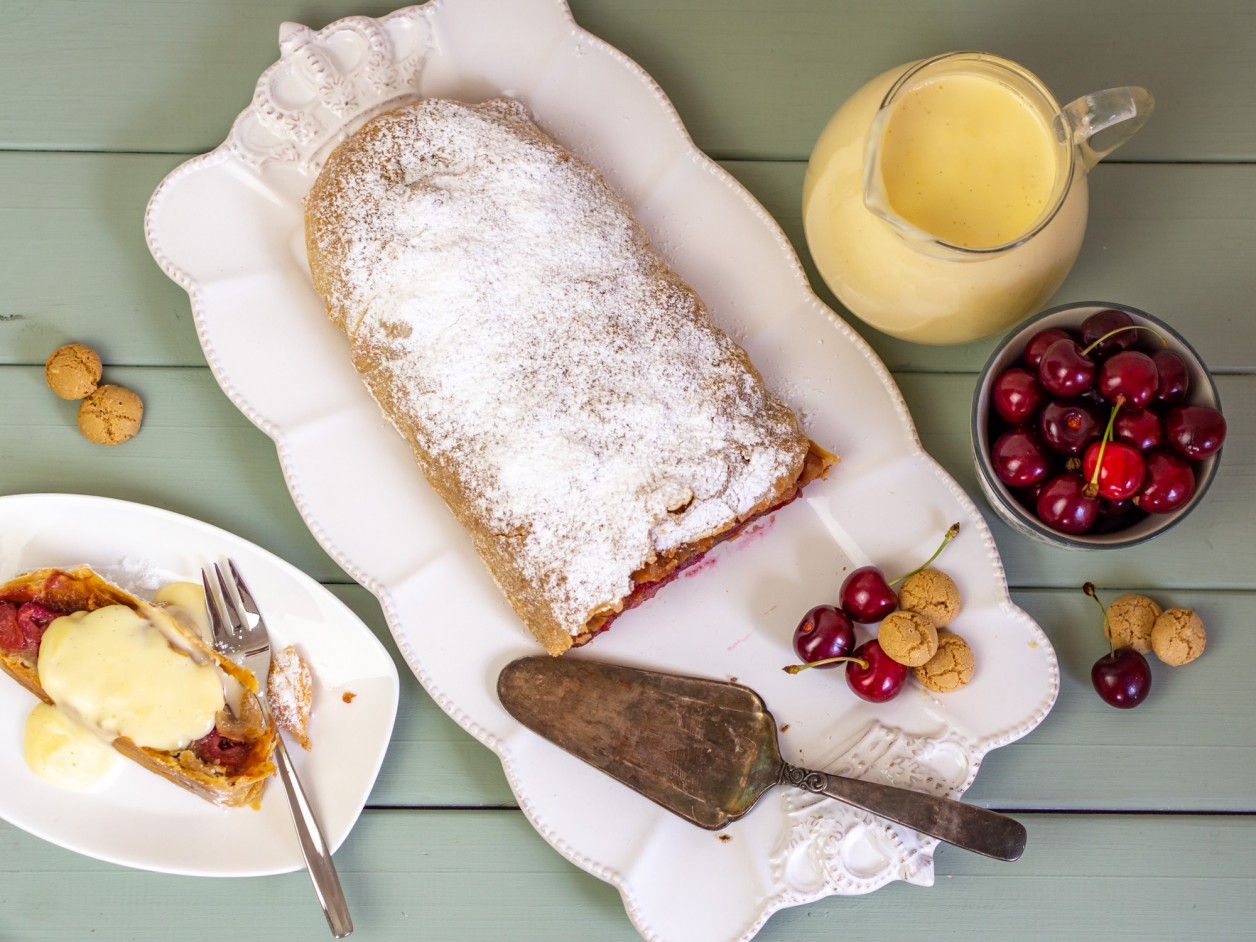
[145,0,1058,938]
[0,493,399,877]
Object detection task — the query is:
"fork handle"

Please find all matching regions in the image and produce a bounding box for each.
[273,732,354,938]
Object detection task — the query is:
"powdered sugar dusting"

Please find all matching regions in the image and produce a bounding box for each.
[305,98,810,641]
[267,645,312,750]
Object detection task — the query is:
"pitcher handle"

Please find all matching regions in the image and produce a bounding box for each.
[1059,86,1155,171]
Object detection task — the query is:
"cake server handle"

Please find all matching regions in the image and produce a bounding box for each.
[780,763,1027,861]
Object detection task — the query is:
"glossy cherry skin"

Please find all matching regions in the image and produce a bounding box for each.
[1113,406,1164,452]
[1080,308,1137,359]
[792,605,856,667]
[1039,399,1102,454]
[845,640,909,703]
[1152,349,1190,407]
[1097,350,1159,408]
[1023,327,1073,369]
[839,567,898,623]
[1098,496,1135,517]
[991,367,1046,424]
[1038,339,1097,397]
[1134,450,1196,513]
[991,427,1052,488]
[1165,405,1227,460]
[1082,441,1146,501]
[1091,647,1152,708]
[1036,473,1098,534]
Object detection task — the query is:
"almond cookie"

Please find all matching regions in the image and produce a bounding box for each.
[898,568,960,628]
[45,343,102,400]
[912,629,975,693]
[77,384,143,445]
[1150,607,1206,666]
[1104,593,1161,654]
[877,609,938,667]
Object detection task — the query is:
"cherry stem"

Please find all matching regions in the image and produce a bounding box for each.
[888,522,960,585]
[1084,397,1124,499]
[1080,324,1167,359]
[783,655,867,675]
[1083,581,1115,657]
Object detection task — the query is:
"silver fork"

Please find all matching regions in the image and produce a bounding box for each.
[203,561,353,939]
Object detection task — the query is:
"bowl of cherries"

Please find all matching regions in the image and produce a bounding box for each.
[972,302,1225,547]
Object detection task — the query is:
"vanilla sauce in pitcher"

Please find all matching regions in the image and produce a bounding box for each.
[803,53,1152,344]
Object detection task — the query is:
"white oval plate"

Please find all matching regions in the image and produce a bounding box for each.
[0,493,399,877]
[145,0,1058,937]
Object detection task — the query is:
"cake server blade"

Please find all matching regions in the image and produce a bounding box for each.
[496,656,1026,860]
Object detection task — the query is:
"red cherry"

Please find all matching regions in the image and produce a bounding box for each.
[1036,473,1098,534]
[1091,648,1153,708]
[837,524,960,624]
[1080,309,1137,359]
[1152,350,1190,407]
[1112,407,1164,452]
[1098,496,1135,517]
[838,567,898,624]
[1082,440,1146,501]
[1038,339,1097,397]
[1097,350,1159,409]
[991,368,1046,424]
[1039,399,1102,454]
[991,427,1051,488]
[1023,327,1074,369]
[1084,582,1151,708]
[1164,405,1227,460]
[1134,450,1196,513]
[844,640,908,703]
[792,605,855,667]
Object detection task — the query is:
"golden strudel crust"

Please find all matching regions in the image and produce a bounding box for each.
[304,98,835,655]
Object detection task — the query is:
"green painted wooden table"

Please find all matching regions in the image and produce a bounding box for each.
[2,1,1254,939]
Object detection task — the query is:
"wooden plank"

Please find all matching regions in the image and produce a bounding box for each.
[0,153,200,368]
[0,365,344,581]
[2,367,1251,813]
[3,154,1254,373]
[1,810,1253,940]
[726,160,1256,374]
[1,0,1254,161]
[343,581,1256,812]
[0,367,1250,591]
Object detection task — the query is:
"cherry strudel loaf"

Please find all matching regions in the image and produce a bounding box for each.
[304,98,834,655]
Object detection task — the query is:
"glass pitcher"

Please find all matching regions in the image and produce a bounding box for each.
[802,52,1153,345]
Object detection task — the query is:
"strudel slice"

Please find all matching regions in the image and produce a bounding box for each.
[304,98,834,655]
